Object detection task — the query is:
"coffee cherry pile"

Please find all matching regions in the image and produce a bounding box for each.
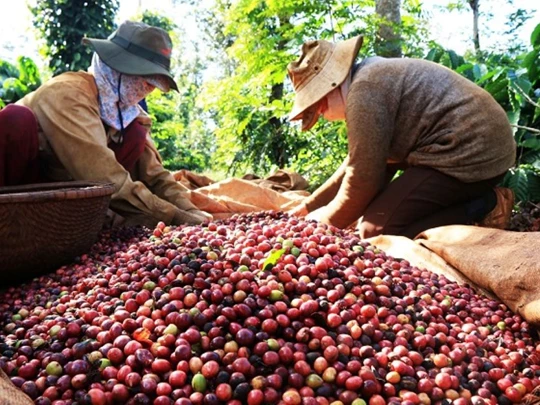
[1,211,540,405]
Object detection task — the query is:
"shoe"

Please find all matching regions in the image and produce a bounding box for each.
[477,187,514,229]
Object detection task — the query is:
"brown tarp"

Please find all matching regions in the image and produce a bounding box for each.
[369,225,540,326]
[240,170,310,193]
[105,170,310,227]
[173,169,216,189]
[365,234,494,298]
[174,169,309,220]
[173,169,310,193]
[0,369,33,405]
[416,226,540,326]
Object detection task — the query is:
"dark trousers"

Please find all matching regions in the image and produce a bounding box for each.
[107,121,148,173]
[0,105,147,187]
[358,166,502,239]
[0,105,40,187]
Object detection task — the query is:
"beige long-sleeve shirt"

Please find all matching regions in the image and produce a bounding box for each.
[304,57,516,229]
[17,71,206,227]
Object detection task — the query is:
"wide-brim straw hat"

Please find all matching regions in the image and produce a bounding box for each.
[287,35,363,130]
[83,20,179,91]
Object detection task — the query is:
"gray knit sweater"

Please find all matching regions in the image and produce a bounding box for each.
[305,57,516,229]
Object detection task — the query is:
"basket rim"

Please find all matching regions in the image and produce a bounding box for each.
[0,181,116,204]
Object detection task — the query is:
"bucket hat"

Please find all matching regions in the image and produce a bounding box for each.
[83,20,178,91]
[287,36,363,129]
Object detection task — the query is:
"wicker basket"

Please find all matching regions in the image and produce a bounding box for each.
[0,181,115,284]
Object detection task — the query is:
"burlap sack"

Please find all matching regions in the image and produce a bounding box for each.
[415,225,540,326]
[187,178,307,220]
[243,169,310,192]
[175,169,310,193]
[0,369,33,404]
[366,235,493,299]
[173,169,215,190]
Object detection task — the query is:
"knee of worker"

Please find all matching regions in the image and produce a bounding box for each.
[357,220,384,239]
[0,105,38,135]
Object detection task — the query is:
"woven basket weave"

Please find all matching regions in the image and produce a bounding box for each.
[0,181,115,283]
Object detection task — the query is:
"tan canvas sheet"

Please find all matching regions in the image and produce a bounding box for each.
[369,226,540,326]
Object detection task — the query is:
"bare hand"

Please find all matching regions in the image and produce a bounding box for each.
[305,206,329,223]
[288,203,309,218]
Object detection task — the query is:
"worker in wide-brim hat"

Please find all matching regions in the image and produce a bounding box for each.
[0,20,212,227]
[287,36,516,238]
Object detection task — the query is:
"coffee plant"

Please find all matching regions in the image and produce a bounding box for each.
[30,0,118,77]
[0,57,41,107]
[426,23,540,204]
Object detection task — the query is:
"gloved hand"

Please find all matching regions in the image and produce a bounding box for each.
[172,208,213,225]
[103,209,126,229]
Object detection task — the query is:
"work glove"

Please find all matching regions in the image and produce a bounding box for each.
[103,209,127,229]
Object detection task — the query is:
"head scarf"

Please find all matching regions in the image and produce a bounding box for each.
[88,53,170,135]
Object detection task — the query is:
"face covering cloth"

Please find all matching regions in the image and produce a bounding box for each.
[88,54,170,136]
[322,69,352,122]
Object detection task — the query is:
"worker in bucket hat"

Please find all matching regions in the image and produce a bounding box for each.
[287,36,516,238]
[1,21,211,227]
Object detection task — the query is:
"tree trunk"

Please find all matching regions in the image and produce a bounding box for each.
[374,0,402,58]
[270,81,286,168]
[468,0,480,53]
[269,16,290,168]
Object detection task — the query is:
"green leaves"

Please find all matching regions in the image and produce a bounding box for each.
[472,64,488,81]
[531,23,540,48]
[502,167,540,203]
[446,50,463,70]
[17,57,41,90]
[0,60,20,80]
[30,0,118,76]
[484,74,509,103]
[521,138,540,150]
[261,248,285,271]
[425,48,444,62]
[194,0,433,180]
[428,22,540,203]
[425,47,469,73]
[503,167,529,203]
[521,148,540,164]
[1,78,27,101]
[507,69,531,111]
[0,57,42,105]
[523,49,539,85]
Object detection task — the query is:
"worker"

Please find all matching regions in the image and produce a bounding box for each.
[0,20,211,227]
[287,36,516,238]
